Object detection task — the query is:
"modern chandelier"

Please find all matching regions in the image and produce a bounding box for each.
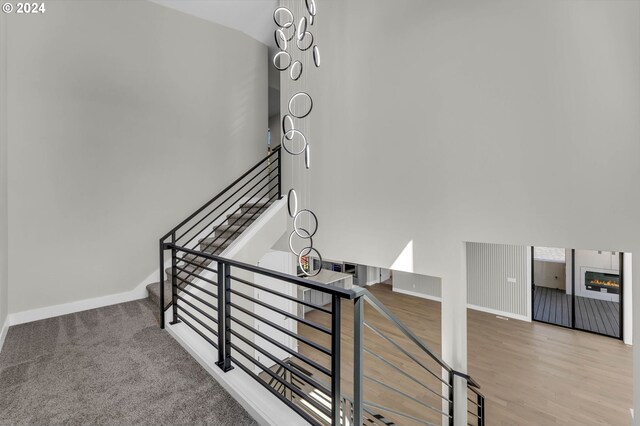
[273,0,322,277]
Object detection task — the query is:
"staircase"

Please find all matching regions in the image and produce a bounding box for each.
[263,358,395,426]
[147,200,272,309]
[154,145,485,426]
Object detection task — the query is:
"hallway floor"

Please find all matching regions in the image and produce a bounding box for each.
[0,299,256,426]
[298,284,632,426]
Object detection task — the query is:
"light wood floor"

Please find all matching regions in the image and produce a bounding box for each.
[299,283,632,425]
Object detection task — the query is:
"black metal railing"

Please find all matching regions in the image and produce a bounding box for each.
[466,381,485,426]
[158,146,281,328]
[156,146,485,425]
[162,245,355,426]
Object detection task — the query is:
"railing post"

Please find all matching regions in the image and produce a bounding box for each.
[448,371,455,426]
[217,262,224,364]
[277,147,282,199]
[216,261,233,372]
[331,295,342,425]
[477,394,484,426]
[353,296,364,426]
[170,232,180,326]
[159,240,165,329]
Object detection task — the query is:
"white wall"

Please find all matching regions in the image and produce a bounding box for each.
[4,0,267,315]
[625,253,633,345]
[393,270,442,301]
[289,0,639,421]
[534,260,566,290]
[0,11,8,341]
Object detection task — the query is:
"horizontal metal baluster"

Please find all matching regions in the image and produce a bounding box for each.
[229,343,331,417]
[177,287,217,311]
[165,146,281,242]
[174,279,217,301]
[176,161,273,242]
[363,401,438,426]
[231,316,331,377]
[176,305,218,336]
[173,264,218,286]
[230,275,332,314]
[199,182,279,254]
[229,329,331,396]
[364,375,449,417]
[176,295,218,324]
[180,168,275,248]
[364,291,451,371]
[173,266,218,291]
[229,354,323,426]
[175,314,218,348]
[364,348,451,403]
[229,302,332,356]
[197,176,278,253]
[365,321,450,388]
[177,256,218,275]
[169,245,357,298]
[229,289,331,334]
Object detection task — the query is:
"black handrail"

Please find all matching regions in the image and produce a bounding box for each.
[467,384,485,426]
[167,244,357,300]
[159,147,282,329]
[160,146,281,242]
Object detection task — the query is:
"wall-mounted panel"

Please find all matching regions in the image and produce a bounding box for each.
[467,242,529,320]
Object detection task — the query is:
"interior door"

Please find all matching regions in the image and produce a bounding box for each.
[254,250,297,371]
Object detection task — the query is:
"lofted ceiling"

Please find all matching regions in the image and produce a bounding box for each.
[148,0,279,49]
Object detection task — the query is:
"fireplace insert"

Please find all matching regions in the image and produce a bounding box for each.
[585,270,620,295]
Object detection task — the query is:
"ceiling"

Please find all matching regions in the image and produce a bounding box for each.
[148,0,278,49]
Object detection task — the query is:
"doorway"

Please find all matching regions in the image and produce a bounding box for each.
[532,247,623,339]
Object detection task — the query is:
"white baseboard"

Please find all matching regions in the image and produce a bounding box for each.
[4,196,275,328]
[8,279,150,326]
[0,316,9,353]
[393,287,442,302]
[165,310,306,426]
[467,303,530,322]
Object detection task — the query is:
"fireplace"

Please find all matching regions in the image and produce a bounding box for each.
[585,270,620,295]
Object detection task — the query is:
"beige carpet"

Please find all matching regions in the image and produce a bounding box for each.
[0,299,257,426]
